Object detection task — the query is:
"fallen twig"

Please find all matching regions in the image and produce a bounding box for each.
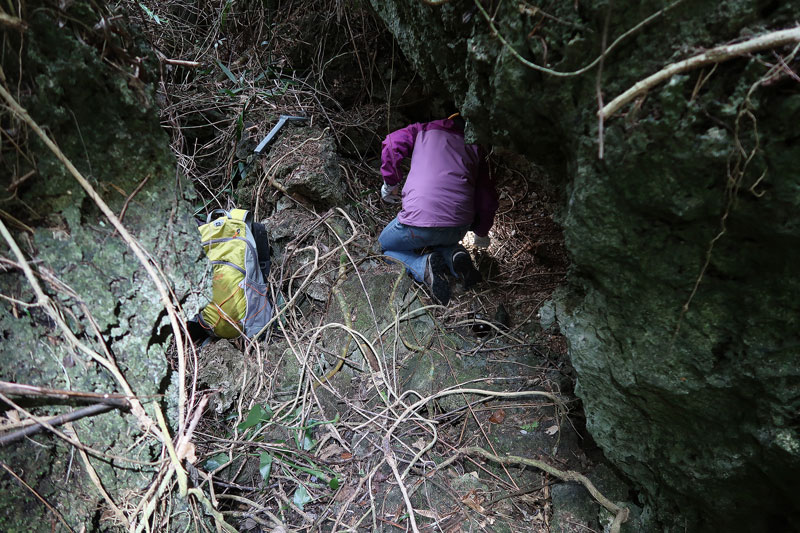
[150,405,238,533]
[162,58,201,68]
[473,0,687,78]
[6,169,35,192]
[0,392,153,465]
[70,423,131,529]
[0,380,131,409]
[0,404,115,446]
[117,174,150,223]
[382,387,564,533]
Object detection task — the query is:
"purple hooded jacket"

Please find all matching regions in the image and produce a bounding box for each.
[380,119,498,237]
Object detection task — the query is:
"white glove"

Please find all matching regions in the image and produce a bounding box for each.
[381,183,401,204]
[473,235,491,249]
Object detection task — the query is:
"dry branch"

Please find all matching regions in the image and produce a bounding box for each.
[70,424,131,529]
[382,387,565,533]
[474,0,687,78]
[161,58,201,68]
[0,381,131,409]
[0,404,115,446]
[600,26,800,119]
[0,13,26,30]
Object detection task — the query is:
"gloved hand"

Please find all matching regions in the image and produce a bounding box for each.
[473,235,491,249]
[381,183,401,204]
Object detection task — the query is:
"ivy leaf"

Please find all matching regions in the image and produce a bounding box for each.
[259,452,273,483]
[293,485,312,510]
[238,404,272,431]
[203,452,229,471]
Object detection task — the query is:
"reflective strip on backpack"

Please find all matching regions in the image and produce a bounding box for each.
[210,260,246,275]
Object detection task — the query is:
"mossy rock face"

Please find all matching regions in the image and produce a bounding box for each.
[369,0,800,530]
[322,261,420,379]
[0,3,204,531]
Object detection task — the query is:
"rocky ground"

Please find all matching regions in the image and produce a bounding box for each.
[0,1,640,531]
[151,2,638,530]
[186,126,624,531]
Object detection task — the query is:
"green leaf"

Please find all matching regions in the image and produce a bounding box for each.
[521,421,540,432]
[203,452,229,471]
[238,404,272,431]
[274,454,329,481]
[220,0,233,29]
[301,434,316,451]
[286,415,339,432]
[329,477,339,490]
[139,3,162,24]
[236,113,244,141]
[215,59,239,85]
[259,452,273,482]
[293,486,312,510]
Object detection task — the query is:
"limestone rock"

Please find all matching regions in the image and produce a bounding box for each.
[0,3,204,530]
[550,483,599,533]
[265,126,345,209]
[197,340,254,414]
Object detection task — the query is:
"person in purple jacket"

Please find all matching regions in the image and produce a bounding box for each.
[378,114,499,305]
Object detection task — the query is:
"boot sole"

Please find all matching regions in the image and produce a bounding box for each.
[453,251,481,290]
[427,252,451,306]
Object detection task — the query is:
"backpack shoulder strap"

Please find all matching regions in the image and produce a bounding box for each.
[228,209,251,223]
[206,209,228,224]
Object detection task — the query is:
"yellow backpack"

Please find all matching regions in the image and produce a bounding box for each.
[197,209,272,339]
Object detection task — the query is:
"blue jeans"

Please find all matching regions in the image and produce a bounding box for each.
[378,217,469,283]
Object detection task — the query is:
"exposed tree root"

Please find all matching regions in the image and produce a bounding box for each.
[600,26,800,119]
[456,446,630,533]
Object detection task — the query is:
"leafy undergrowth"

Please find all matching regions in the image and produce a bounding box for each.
[134,1,591,531]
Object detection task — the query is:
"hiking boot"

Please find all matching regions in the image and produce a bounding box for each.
[452,250,482,290]
[424,252,451,306]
